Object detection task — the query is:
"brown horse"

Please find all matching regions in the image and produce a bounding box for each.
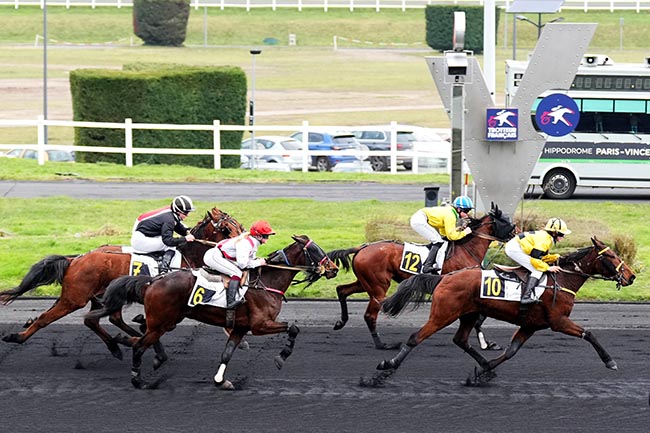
[86,234,339,390]
[366,237,635,387]
[328,203,515,349]
[0,207,244,361]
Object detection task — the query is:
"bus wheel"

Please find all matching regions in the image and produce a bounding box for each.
[543,169,576,199]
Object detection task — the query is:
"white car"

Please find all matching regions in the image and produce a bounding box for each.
[407,126,451,173]
[240,136,304,171]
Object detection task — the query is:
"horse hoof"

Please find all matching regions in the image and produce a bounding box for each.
[131,377,144,389]
[359,369,395,388]
[153,354,168,370]
[484,341,502,351]
[238,340,250,351]
[376,360,395,370]
[333,320,346,331]
[273,355,285,370]
[219,380,235,391]
[2,333,20,344]
[606,360,618,370]
[465,367,497,387]
[132,314,145,324]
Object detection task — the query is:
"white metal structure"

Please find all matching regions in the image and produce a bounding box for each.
[506,56,650,198]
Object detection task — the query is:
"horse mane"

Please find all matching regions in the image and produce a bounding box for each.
[558,246,592,267]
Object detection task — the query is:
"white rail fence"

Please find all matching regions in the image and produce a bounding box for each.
[0,0,648,12]
[0,117,449,174]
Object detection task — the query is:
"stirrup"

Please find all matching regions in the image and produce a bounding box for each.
[226,299,246,309]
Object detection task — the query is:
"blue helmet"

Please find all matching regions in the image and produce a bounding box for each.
[452,196,473,211]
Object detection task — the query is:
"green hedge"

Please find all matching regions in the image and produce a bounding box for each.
[425,5,499,54]
[69,64,247,168]
[133,0,190,46]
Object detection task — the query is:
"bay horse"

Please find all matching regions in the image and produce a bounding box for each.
[0,207,243,361]
[366,237,635,387]
[328,202,515,349]
[86,234,339,390]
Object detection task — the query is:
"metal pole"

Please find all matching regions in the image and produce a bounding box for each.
[249,49,261,169]
[512,14,517,60]
[450,84,464,202]
[43,1,48,144]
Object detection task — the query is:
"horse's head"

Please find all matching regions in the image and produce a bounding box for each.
[267,234,339,285]
[560,236,635,288]
[190,207,244,242]
[468,202,516,242]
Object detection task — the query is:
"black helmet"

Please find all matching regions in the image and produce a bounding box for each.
[171,195,195,215]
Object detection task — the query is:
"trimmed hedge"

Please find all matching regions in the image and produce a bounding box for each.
[133,0,190,46]
[69,64,247,169]
[425,5,499,54]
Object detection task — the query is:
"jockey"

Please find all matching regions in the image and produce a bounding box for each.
[504,217,570,307]
[130,195,196,272]
[409,195,473,274]
[203,220,276,310]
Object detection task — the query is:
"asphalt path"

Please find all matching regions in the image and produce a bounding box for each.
[3,180,650,202]
[1,299,650,433]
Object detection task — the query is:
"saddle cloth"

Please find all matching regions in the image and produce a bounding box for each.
[186,269,248,308]
[122,246,181,277]
[400,242,436,275]
[479,269,547,302]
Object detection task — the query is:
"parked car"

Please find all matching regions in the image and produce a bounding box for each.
[240,136,303,171]
[350,127,415,171]
[1,147,75,162]
[290,130,361,172]
[407,126,452,173]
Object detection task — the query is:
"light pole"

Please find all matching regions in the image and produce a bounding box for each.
[43,2,48,145]
[516,15,564,40]
[249,49,261,168]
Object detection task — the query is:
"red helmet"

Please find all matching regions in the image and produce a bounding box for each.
[250,220,276,236]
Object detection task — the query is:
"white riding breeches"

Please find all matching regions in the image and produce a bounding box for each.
[131,231,175,254]
[505,239,543,279]
[203,247,242,278]
[410,210,448,266]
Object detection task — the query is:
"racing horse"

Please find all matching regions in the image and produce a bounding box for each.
[368,237,635,387]
[0,207,244,361]
[86,234,339,390]
[328,202,515,349]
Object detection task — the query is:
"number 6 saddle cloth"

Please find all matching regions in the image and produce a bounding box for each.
[186,269,248,308]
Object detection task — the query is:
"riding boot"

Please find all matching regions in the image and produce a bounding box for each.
[520,276,541,306]
[159,250,175,273]
[226,279,244,309]
[421,243,443,274]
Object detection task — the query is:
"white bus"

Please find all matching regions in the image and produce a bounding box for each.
[505,55,650,199]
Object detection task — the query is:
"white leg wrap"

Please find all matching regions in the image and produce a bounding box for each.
[214,363,227,384]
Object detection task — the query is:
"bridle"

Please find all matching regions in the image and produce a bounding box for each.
[561,245,628,289]
[266,239,331,279]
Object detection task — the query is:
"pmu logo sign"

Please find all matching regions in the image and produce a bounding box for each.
[486,108,518,141]
[535,93,580,137]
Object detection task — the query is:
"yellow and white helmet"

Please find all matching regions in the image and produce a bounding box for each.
[544,217,571,235]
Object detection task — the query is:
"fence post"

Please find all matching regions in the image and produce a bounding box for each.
[389,120,397,174]
[37,115,45,166]
[125,118,133,167]
[301,120,310,172]
[213,120,221,170]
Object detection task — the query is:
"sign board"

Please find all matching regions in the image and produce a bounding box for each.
[486,108,519,141]
[535,93,580,136]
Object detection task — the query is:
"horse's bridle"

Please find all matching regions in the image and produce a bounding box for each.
[561,245,627,289]
[267,239,330,277]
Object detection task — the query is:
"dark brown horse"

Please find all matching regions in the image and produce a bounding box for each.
[328,203,515,349]
[0,207,243,361]
[86,234,338,390]
[366,237,635,387]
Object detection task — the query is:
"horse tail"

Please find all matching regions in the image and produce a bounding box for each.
[85,275,153,321]
[382,274,443,317]
[327,246,361,272]
[0,254,74,305]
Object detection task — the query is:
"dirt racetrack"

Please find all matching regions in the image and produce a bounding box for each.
[1,300,649,433]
